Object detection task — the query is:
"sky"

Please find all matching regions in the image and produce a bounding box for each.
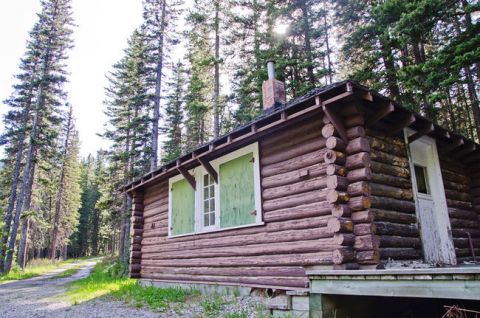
[0,0,144,158]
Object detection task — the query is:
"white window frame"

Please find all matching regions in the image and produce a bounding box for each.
[168,142,263,238]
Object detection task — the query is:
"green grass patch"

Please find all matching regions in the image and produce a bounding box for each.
[51,265,82,279]
[66,258,199,311]
[0,257,89,283]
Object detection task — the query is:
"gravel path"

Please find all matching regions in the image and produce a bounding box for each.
[0,260,269,318]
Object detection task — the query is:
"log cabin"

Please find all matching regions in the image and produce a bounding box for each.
[123,67,480,316]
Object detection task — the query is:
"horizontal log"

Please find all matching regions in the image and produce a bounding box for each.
[347,181,370,197]
[263,189,328,211]
[374,222,419,237]
[331,204,352,218]
[353,223,376,236]
[262,162,328,189]
[370,183,413,201]
[131,244,142,251]
[327,190,349,204]
[379,236,421,248]
[351,210,374,224]
[261,129,323,159]
[327,175,349,190]
[368,136,407,157]
[371,161,410,178]
[452,237,480,249]
[261,137,326,166]
[347,126,365,139]
[348,196,371,211]
[130,272,141,279]
[442,179,470,193]
[332,248,355,265]
[371,172,411,189]
[326,136,346,151]
[346,137,370,155]
[141,226,334,255]
[132,203,144,212]
[444,189,472,202]
[262,149,327,177]
[130,264,142,273]
[327,217,353,233]
[379,248,422,260]
[324,150,346,165]
[262,118,322,149]
[370,208,417,224]
[322,123,337,138]
[455,248,480,258]
[142,238,342,260]
[347,167,372,182]
[141,252,334,267]
[326,164,347,176]
[142,214,334,246]
[264,201,333,222]
[446,198,472,210]
[143,212,167,224]
[371,196,416,213]
[345,152,370,170]
[441,169,470,185]
[131,251,142,259]
[132,236,142,245]
[140,265,306,278]
[355,235,380,251]
[369,149,409,168]
[451,228,480,238]
[263,176,327,200]
[471,187,480,196]
[333,233,355,246]
[139,273,310,289]
[449,217,479,229]
[356,250,380,265]
[448,208,478,221]
[131,216,144,224]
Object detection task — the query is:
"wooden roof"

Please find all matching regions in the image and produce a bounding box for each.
[122,80,480,194]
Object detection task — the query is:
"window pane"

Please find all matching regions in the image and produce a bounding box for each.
[414,165,429,194]
[210,213,215,226]
[204,214,209,226]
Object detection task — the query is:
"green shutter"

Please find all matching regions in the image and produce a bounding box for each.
[220,152,256,228]
[171,178,195,235]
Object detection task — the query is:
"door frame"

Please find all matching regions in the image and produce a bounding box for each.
[404,128,457,265]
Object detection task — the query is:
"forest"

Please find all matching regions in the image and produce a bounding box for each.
[0,0,478,273]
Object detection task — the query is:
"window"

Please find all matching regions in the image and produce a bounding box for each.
[202,174,216,228]
[414,164,429,195]
[168,143,262,237]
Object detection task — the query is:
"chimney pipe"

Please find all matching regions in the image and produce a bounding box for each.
[267,61,275,80]
[262,61,286,112]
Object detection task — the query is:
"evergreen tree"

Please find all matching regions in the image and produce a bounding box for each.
[0,0,74,273]
[162,61,186,163]
[142,0,183,170]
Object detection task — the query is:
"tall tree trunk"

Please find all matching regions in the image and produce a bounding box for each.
[151,0,167,171]
[299,0,315,86]
[16,155,36,269]
[379,34,400,100]
[50,106,73,259]
[213,0,221,138]
[0,78,36,273]
[17,218,30,269]
[323,13,333,85]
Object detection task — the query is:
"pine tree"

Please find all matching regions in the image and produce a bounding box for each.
[142,0,183,170]
[1,0,74,273]
[102,29,152,265]
[162,61,186,163]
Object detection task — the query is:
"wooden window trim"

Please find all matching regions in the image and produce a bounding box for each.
[168,142,263,238]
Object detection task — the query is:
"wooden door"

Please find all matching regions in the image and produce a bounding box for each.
[407,133,457,265]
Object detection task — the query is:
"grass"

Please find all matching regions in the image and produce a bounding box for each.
[66,258,199,311]
[51,264,82,279]
[0,257,87,283]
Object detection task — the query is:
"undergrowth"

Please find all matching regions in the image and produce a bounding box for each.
[66,258,199,311]
[0,257,82,282]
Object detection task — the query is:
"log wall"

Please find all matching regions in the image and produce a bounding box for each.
[365,129,422,262]
[438,154,480,261]
[136,115,342,290]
